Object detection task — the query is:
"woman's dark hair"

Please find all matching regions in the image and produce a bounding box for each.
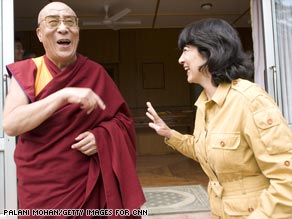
[178,18,254,86]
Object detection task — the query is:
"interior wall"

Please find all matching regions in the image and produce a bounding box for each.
[15,27,252,155]
[16,27,253,109]
[121,28,192,108]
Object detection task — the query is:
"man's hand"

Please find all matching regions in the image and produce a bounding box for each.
[71,131,97,156]
[63,87,106,114]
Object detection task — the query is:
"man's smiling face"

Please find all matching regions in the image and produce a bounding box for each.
[36,2,79,68]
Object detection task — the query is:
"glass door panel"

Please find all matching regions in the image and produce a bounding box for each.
[262,0,292,128]
[272,0,292,126]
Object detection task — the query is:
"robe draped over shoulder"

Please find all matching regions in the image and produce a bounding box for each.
[6,55,145,219]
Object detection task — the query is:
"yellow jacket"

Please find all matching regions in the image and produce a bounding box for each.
[165,79,292,219]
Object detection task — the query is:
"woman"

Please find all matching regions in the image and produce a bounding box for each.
[146,18,292,219]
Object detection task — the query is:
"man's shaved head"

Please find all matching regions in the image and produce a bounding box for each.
[38,1,77,24]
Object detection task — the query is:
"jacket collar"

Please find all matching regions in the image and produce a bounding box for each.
[195,82,232,107]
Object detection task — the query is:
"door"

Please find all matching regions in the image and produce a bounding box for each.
[261,0,292,128]
[0,0,18,218]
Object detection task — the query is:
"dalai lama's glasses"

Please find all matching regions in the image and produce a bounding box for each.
[39,16,79,29]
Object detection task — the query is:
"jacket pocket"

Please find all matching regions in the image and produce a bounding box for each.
[222,193,260,218]
[208,133,242,172]
[253,108,292,154]
[210,132,240,150]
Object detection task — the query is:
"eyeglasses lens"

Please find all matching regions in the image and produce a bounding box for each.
[44,16,78,28]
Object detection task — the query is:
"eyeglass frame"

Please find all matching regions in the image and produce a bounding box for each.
[38,15,79,29]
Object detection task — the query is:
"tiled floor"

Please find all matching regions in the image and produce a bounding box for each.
[137,153,211,219]
[137,153,209,188]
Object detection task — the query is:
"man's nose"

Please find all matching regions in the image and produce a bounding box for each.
[57,21,69,32]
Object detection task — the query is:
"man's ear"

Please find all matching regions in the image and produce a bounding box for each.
[36,27,43,43]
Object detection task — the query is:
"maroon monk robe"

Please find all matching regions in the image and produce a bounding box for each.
[6,54,145,219]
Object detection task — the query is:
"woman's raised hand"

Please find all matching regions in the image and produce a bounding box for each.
[146,102,173,139]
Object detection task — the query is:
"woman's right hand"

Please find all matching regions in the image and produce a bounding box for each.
[146,101,173,139]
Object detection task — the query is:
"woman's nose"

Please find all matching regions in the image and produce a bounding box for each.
[178,54,184,64]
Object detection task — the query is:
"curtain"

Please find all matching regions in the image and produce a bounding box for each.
[250,0,266,89]
[274,0,292,123]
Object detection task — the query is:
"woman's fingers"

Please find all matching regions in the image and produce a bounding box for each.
[146,111,154,121]
[146,101,161,121]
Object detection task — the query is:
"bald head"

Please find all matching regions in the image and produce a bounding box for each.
[38,1,77,24]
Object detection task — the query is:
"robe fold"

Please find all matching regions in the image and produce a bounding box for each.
[6,54,145,219]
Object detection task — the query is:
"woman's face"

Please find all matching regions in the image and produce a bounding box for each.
[178,45,208,84]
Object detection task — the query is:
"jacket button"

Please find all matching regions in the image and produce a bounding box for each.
[220,141,225,147]
[284,160,290,166]
[267,118,273,125]
[248,207,254,212]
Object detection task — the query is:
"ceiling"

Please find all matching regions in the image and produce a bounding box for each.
[14,0,251,31]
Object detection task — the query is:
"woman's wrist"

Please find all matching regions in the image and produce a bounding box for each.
[165,129,173,139]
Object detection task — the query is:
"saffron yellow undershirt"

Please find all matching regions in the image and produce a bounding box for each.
[32,56,53,96]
